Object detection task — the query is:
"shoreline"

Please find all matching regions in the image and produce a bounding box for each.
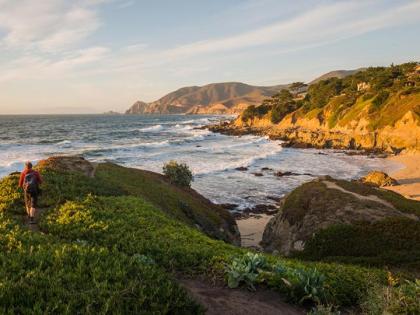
[385,154,420,201]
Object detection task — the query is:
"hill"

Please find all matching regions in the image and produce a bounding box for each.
[2,156,418,313]
[126,82,288,115]
[309,69,362,84]
[212,62,420,153]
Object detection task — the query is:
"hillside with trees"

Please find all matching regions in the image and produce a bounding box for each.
[225,63,420,153]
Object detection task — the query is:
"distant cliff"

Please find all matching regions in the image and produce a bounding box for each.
[211,63,420,153]
[125,82,288,115]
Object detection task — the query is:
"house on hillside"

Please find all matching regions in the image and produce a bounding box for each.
[357,82,370,91]
[404,80,416,87]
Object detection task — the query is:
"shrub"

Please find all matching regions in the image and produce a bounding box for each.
[269,89,299,123]
[372,90,390,108]
[241,104,270,122]
[362,92,375,101]
[163,161,193,188]
[269,264,327,305]
[297,218,420,268]
[0,174,24,214]
[387,279,420,314]
[226,253,268,290]
[362,279,420,315]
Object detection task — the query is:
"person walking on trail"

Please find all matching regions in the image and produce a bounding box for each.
[18,162,42,224]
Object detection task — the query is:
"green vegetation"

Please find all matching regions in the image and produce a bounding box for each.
[241,104,270,122]
[362,278,420,315]
[226,253,268,290]
[371,90,390,109]
[0,214,202,314]
[0,161,396,311]
[304,77,344,111]
[163,160,193,188]
[298,218,420,268]
[269,89,300,123]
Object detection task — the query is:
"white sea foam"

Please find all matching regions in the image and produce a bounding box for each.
[139,124,164,132]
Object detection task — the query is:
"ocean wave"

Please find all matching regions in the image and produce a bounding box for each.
[139,124,164,132]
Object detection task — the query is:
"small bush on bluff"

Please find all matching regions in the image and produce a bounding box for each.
[163,161,193,187]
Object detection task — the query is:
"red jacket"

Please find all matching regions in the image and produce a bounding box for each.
[19,169,42,188]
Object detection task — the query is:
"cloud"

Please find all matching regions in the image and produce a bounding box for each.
[161,1,420,59]
[0,0,102,51]
[0,46,109,82]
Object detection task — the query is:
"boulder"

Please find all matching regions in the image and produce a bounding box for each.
[37,156,95,177]
[261,178,417,255]
[360,171,399,187]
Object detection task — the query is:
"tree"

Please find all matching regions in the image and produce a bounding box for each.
[163,161,193,187]
[270,89,299,124]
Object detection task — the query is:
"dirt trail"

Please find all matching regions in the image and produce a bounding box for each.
[24,207,46,232]
[179,278,305,315]
[322,180,395,209]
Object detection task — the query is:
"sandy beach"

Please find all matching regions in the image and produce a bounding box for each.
[385,154,420,201]
[236,214,274,248]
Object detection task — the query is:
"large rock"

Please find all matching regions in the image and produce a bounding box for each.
[37,156,95,177]
[360,171,399,187]
[261,178,418,255]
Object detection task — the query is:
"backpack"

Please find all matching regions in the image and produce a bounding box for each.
[24,172,38,194]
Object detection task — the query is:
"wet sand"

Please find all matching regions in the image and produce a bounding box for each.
[236,214,274,248]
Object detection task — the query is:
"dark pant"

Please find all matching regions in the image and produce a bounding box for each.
[24,191,38,209]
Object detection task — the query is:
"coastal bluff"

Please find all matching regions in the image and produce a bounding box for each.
[210,63,420,153]
[261,176,420,267]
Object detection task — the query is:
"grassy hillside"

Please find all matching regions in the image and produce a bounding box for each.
[0,158,418,313]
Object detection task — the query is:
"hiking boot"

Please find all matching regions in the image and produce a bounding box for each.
[29,217,36,224]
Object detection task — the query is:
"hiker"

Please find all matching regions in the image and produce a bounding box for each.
[18,162,42,224]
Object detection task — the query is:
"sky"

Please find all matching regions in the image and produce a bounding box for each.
[0,0,420,114]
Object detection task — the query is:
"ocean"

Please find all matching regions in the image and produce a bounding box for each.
[0,115,401,210]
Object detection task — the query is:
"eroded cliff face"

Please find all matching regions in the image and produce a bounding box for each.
[229,93,420,153]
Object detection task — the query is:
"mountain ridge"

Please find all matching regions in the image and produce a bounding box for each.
[126,82,289,115]
[126,69,360,115]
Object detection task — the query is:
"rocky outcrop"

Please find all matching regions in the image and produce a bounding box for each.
[37,156,95,177]
[261,178,419,255]
[361,171,399,187]
[125,101,149,114]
